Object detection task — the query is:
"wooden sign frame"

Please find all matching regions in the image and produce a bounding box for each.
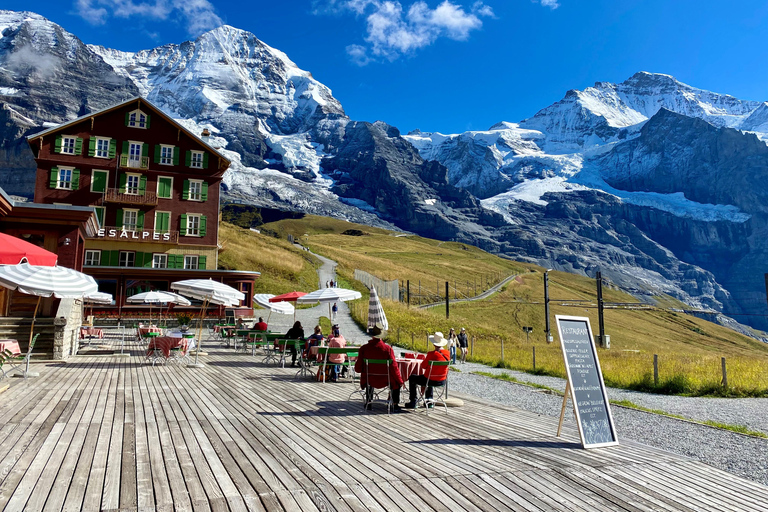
[555,315,618,449]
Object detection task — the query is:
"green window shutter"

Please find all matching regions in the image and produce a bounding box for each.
[202,153,209,169]
[54,136,62,153]
[166,254,175,269]
[200,215,207,237]
[185,150,191,167]
[118,173,127,193]
[110,250,120,266]
[180,214,187,236]
[176,255,185,268]
[49,168,58,188]
[71,169,80,189]
[145,114,151,129]
[108,139,116,158]
[139,175,147,194]
[122,141,129,156]
[173,147,180,165]
[88,138,96,157]
[116,208,123,228]
[75,138,83,155]
[201,182,208,201]
[125,112,130,126]
[142,143,149,157]
[182,180,190,200]
[154,145,161,163]
[158,177,171,198]
[198,255,207,269]
[137,211,145,230]
[95,207,104,227]
[156,211,169,232]
[142,252,153,268]
[92,171,107,193]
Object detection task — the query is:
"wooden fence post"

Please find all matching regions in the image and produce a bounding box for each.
[654,354,659,386]
[721,357,728,389]
[411,333,414,350]
[501,338,505,364]
[471,336,474,357]
[533,346,536,371]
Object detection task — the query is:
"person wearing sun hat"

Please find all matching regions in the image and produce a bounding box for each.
[355,324,404,410]
[404,331,450,409]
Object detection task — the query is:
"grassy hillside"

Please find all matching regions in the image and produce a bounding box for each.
[233,216,768,396]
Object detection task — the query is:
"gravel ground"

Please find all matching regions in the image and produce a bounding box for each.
[450,363,768,486]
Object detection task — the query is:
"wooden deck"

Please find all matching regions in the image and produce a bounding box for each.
[1,341,767,512]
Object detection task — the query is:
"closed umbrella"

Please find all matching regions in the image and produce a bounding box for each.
[297,287,362,321]
[0,263,97,374]
[171,279,244,368]
[367,285,388,332]
[0,233,58,266]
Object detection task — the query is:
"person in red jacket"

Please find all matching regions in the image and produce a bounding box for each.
[253,317,268,331]
[354,325,403,411]
[404,332,450,408]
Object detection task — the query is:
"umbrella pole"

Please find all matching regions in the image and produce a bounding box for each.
[192,298,208,367]
[26,296,41,378]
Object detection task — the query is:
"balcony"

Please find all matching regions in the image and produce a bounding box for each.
[119,154,149,169]
[102,188,158,206]
[90,227,179,244]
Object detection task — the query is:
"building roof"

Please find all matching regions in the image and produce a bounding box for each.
[26,96,230,168]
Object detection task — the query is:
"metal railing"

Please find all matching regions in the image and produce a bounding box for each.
[119,154,149,169]
[89,227,179,243]
[102,188,158,205]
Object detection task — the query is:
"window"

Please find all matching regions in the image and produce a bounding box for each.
[152,254,168,269]
[95,138,111,158]
[188,180,202,201]
[123,209,138,231]
[91,170,108,193]
[119,251,135,267]
[61,136,76,155]
[154,211,170,232]
[184,255,199,270]
[92,206,105,227]
[190,151,204,168]
[186,214,201,236]
[128,142,143,168]
[57,167,74,190]
[84,250,101,266]
[160,145,174,165]
[126,109,149,129]
[157,177,173,199]
[126,174,140,195]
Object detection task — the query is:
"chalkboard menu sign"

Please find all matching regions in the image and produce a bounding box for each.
[556,315,618,448]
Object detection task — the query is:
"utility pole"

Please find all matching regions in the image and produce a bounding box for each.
[544,269,553,343]
[445,281,449,319]
[596,270,607,348]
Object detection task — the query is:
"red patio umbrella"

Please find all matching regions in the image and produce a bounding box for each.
[269,291,307,322]
[0,233,57,266]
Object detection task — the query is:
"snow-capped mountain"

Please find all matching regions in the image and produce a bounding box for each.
[2,10,768,333]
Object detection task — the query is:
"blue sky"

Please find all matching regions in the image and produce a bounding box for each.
[7,0,768,134]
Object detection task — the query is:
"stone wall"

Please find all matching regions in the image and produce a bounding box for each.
[53,298,83,359]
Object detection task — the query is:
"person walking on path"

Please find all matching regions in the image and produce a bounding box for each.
[447,328,458,364]
[331,302,338,321]
[457,327,469,363]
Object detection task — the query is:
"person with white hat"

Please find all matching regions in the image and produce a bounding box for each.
[404,331,450,409]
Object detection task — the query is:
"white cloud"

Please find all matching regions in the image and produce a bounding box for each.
[321,1,494,65]
[539,0,560,9]
[73,0,222,36]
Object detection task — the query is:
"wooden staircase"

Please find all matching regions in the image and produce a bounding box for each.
[0,317,56,358]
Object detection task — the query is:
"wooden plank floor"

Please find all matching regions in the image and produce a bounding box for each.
[1,341,767,512]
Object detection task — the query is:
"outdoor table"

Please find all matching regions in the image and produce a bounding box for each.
[146,336,189,365]
[79,327,104,339]
[168,331,196,339]
[138,326,162,337]
[0,339,21,356]
[396,358,423,381]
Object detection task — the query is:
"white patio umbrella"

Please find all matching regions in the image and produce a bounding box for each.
[296,287,362,321]
[367,285,389,332]
[171,279,244,368]
[83,291,113,325]
[0,263,98,360]
[254,293,295,323]
[126,290,179,325]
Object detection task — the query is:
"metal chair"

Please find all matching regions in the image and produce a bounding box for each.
[418,360,450,415]
[362,359,394,414]
[1,334,40,379]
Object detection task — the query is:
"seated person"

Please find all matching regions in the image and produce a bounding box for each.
[253,317,268,331]
[236,318,245,330]
[284,321,305,367]
[305,325,324,358]
[327,324,346,382]
[354,325,403,411]
[404,332,450,408]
